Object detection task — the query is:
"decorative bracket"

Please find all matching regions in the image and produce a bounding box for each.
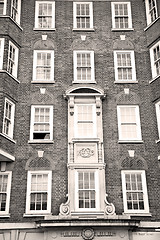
[59,195,70,216]
[69,97,74,115]
[104,194,116,215]
[96,97,101,116]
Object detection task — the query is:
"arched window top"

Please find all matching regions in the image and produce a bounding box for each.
[65,85,105,98]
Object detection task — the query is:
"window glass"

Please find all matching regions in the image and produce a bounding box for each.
[112,2,132,29]
[78,172,96,209]
[74,2,93,29]
[35,1,55,29]
[3,98,15,139]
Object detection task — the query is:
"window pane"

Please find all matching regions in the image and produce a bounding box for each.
[114,4,129,28]
[30,173,49,211]
[76,3,91,28]
[125,172,145,211]
[38,3,53,28]
[0,174,9,212]
[0,2,4,15]
[78,172,96,209]
[33,107,51,139]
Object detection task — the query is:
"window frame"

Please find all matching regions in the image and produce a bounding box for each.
[74,103,97,138]
[2,98,15,139]
[35,1,55,29]
[149,41,160,80]
[155,101,160,139]
[121,170,149,214]
[11,0,21,24]
[26,171,52,215]
[111,2,133,30]
[0,38,4,70]
[0,0,7,15]
[75,169,99,211]
[0,172,12,215]
[7,41,19,78]
[73,2,93,29]
[145,0,158,26]
[73,50,95,83]
[32,50,54,82]
[114,50,136,82]
[30,105,53,142]
[117,105,142,141]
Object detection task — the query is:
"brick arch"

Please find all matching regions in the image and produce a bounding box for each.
[25,155,54,171]
[29,88,54,105]
[113,39,134,50]
[119,155,148,170]
[33,39,55,50]
[116,90,141,105]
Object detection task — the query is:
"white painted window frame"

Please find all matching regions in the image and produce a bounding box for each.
[114,50,136,82]
[11,0,21,24]
[121,170,149,214]
[73,50,95,83]
[75,169,99,211]
[7,41,19,78]
[149,41,160,80]
[30,105,53,141]
[35,1,55,29]
[145,0,158,25]
[0,38,4,69]
[2,98,15,139]
[155,101,160,139]
[26,171,52,214]
[0,172,12,215]
[73,2,93,29]
[111,2,132,29]
[74,103,96,138]
[117,105,142,141]
[33,50,54,82]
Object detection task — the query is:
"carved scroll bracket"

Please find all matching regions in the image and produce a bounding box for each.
[69,97,74,115]
[104,194,116,215]
[59,195,70,216]
[96,97,101,116]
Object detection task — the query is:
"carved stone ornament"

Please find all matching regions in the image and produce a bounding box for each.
[59,196,70,216]
[82,228,95,240]
[78,148,94,158]
[69,97,74,115]
[104,194,116,215]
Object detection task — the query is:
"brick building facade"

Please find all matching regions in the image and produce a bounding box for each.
[0,0,160,239]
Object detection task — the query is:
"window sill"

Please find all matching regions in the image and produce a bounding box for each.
[144,16,160,31]
[149,75,160,84]
[73,81,96,84]
[28,140,54,144]
[114,80,138,84]
[111,28,134,32]
[0,214,10,218]
[71,211,103,217]
[0,133,16,144]
[31,80,55,84]
[23,213,51,217]
[118,140,143,144]
[33,28,56,31]
[72,28,95,32]
[72,138,100,142]
[0,70,20,83]
[0,16,23,31]
[123,212,151,217]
